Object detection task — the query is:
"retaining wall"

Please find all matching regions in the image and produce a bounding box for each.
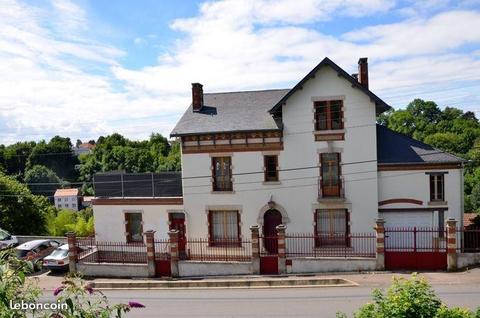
[457,253,480,269]
[77,262,149,278]
[287,257,377,273]
[179,261,253,277]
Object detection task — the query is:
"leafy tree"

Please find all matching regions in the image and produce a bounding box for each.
[48,209,77,236]
[24,165,65,197]
[0,172,54,235]
[1,141,36,179]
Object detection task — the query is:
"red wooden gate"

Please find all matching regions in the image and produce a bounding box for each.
[259,235,278,275]
[384,227,447,270]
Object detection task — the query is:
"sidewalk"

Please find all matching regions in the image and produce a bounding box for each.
[32,267,480,291]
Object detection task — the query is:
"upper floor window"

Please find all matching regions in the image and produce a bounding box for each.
[320,153,341,197]
[314,100,343,131]
[125,212,143,243]
[429,173,445,202]
[264,155,279,182]
[212,157,233,191]
[208,210,240,246]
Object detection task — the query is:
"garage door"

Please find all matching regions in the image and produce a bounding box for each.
[381,212,447,270]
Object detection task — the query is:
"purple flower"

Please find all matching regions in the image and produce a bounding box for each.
[84,285,94,294]
[128,301,145,308]
[53,286,64,296]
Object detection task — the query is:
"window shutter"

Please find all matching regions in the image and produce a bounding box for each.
[124,213,131,243]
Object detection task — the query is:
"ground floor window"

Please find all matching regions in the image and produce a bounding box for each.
[315,209,349,246]
[208,210,240,246]
[125,212,143,243]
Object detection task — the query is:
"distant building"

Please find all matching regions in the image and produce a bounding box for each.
[73,143,95,156]
[54,188,80,211]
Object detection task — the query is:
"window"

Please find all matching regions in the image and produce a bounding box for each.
[208,210,240,246]
[438,210,445,238]
[212,157,233,191]
[65,204,69,208]
[315,209,349,246]
[72,203,76,208]
[314,100,343,131]
[125,212,143,243]
[264,155,279,182]
[320,153,341,197]
[58,204,62,208]
[429,174,445,201]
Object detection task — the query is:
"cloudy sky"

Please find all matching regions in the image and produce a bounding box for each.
[1,0,480,144]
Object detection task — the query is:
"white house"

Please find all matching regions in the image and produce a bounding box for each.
[93,57,465,249]
[54,188,80,211]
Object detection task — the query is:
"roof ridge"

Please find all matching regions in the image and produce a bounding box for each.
[204,88,290,95]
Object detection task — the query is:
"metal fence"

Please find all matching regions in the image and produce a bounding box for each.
[154,239,170,260]
[457,227,480,253]
[77,240,147,264]
[384,227,446,252]
[185,238,252,262]
[285,233,376,258]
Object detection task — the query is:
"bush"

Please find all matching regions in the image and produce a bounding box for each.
[337,274,479,318]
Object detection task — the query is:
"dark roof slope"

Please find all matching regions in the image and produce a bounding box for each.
[269,57,391,115]
[94,172,182,197]
[171,89,289,136]
[376,125,465,165]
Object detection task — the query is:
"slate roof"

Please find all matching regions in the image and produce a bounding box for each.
[170,89,289,136]
[93,172,182,197]
[376,125,466,165]
[269,57,391,115]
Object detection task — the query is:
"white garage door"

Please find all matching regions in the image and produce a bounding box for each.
[380,212,434,228]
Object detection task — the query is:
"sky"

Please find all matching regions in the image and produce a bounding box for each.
[1,0,480,145]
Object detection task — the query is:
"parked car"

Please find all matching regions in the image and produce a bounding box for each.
[15,239,60,261]
[0,228,18,249]
[42,244,78,272]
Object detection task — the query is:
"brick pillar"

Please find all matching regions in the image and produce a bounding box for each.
[276,224,287,275]
[446,218,458,271]
[66,232,77,273]
[145,230,156,278]
[250,225,260,275]
[169,229,179,277]
[375,218,385,270]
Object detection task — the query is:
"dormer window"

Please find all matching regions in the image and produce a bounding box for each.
[314,100,343,131]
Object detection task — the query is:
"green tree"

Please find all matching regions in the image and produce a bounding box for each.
[1,141,36,179]
[24,165,65,197]
[0,172,54,235]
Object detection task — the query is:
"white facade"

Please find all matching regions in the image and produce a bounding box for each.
[55,195,79,211]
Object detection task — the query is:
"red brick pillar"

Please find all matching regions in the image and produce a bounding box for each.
[66,232,77,273]
[145,230,156,278]
[169,229,179,277]
[375,218,385,270]
[250,225,260,275]
[446,218,458,271]
[276,224,287,274]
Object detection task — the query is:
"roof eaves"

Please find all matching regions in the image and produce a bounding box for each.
[170,128,282,138]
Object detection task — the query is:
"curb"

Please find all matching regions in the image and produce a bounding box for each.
[92,277,358,290]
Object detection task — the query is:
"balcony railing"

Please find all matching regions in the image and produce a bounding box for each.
[318,176,345,200]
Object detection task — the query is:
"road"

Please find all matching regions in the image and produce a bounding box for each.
[39,281,480,317]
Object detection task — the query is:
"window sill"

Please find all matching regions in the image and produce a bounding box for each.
[314,129,345,135]
[263,181,281,185]
[428,201,448,206]
[211,191,235,194]
[314,130,345,141]
[317,197,346,203]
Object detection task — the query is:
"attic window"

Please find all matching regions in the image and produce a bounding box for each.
[314,100,343,131]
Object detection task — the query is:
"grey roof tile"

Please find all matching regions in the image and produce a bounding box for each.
[377,124,466,164]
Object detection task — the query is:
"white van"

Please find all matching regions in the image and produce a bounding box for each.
[0,228,18,249]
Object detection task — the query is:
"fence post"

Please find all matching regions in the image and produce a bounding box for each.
[446,218,458,271]
[66,232,77,273]
[276,224,287,275]
[250,225,260,275]
[374,218,385,270]
[145,230,156,278]
[169,229,180,277]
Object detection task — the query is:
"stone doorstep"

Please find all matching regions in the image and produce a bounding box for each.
[91,277,358,290]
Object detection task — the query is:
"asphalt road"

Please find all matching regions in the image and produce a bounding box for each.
[39,284,480,317]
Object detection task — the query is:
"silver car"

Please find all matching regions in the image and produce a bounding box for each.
[43,244,73,271]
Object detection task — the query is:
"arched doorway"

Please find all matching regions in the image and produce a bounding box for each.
[263,209,282,254]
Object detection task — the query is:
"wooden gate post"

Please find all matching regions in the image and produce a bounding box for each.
[374,218,385,270]
[276,224,287,274]
[66,232,77,273]
[250,225,260,275]
[145,230,156,278]
[446,218,458,271]
[169,229,180,277]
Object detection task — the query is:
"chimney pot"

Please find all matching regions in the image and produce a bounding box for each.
[358,58,369,89]
[192,83,203,111]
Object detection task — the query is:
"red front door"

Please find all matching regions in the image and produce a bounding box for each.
[263,209,282,254]
[169,213,186,258]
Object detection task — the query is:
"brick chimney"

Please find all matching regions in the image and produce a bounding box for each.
[192,83,203,111]
[358,58,368,89]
